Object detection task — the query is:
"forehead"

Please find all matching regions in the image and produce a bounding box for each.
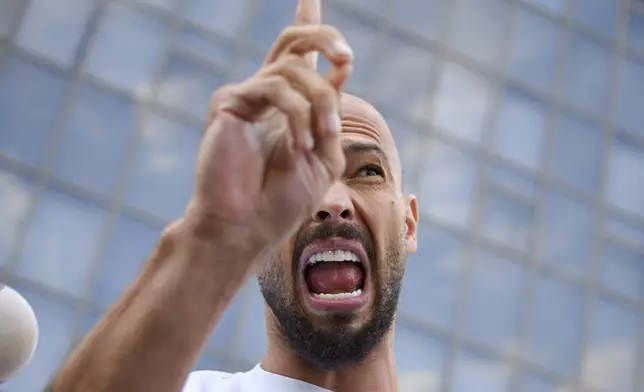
[339,93,399,161]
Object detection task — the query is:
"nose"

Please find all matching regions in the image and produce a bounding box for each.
[314,182,355,222]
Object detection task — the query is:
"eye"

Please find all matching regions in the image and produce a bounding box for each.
[356,165,384,178]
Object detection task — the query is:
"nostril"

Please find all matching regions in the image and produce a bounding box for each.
[316,211,331,221]
[340,209,350,219]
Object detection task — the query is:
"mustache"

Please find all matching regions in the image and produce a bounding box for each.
[292,222,376,271]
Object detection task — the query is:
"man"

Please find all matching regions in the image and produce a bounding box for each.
[48,0,418,391]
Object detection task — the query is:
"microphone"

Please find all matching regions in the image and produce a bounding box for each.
[0,284,39,384]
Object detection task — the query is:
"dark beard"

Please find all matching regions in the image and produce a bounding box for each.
[258,222,406,370]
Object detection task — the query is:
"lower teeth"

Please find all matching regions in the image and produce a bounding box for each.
[313,289,362,299]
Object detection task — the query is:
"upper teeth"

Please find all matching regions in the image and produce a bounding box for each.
[307,250,360,266]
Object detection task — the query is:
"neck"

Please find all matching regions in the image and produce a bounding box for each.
[261,328,398,392]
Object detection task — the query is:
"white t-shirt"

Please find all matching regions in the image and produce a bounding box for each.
[183,364,332,392]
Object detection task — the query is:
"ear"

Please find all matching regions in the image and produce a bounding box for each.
[404,194,419,254]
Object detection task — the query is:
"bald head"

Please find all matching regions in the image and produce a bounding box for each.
[338,93,403,190]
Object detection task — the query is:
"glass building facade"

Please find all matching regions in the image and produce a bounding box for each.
[0,0,643,390]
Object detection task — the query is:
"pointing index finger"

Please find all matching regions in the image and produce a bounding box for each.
[294,0,321,70]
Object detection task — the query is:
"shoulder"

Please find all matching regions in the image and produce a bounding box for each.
[182,370,246,392]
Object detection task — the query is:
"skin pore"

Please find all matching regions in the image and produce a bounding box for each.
[260,93,420,391]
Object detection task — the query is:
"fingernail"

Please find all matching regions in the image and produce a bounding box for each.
[302,131,314,150]
[333,41,353,59]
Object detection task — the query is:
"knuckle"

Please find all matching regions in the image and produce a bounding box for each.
[310,84,335,105]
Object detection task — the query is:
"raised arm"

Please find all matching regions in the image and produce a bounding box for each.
[46,0,353,391]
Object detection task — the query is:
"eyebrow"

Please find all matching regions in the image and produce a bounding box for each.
[342,142,392,174]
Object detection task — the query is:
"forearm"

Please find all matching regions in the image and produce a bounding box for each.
[49,219,258,392]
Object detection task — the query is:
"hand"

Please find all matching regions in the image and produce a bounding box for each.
[185,0,354,260]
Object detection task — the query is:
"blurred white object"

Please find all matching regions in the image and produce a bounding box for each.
[0,284,38,382]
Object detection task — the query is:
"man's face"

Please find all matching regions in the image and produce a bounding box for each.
[258,94,419,370]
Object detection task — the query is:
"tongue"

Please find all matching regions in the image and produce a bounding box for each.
[305,262,364,294]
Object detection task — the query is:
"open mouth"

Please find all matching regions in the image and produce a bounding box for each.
[299,239,371,313]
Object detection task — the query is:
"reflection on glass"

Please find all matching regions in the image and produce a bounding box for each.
[527,275,583,375]
[372,35,433,121]
[399,224,466,329]
[449,0,507,67]
[0,56,69,167]
[250,0,293,53]
[157,54,224,118]
[123,112,200,222]
[420,139,478,227]
[183,0,247,38]
[16,0,94,67]
[507,7,560,91]
[600,241,644,300]
[627,8,644,54]
[0,0,22,37]
[616,58,644,139]
[0,286,76,392]
[323,4,379,95]
[92,214,160,308]
[453,350,510,392]
[391,0,448,41]
[395,324,443,392]
[492,87,547,170]
[464,252,523,351]
[52,83,137,196]
[17,188,106,297]
[176,25,235,67]
[539,191,594,278]
[571,0,618,39]
[550,113,602,193]
[238,279,268,362]
[487,163,537,199]
[433,62,490,144]
[482,188,534,251]
[582,299,640,392]
[562,34,611,116]
[0,171,33,264]
[84,2,167,95]
[606,139,644,217]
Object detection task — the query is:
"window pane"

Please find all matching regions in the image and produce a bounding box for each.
[250,0,292,53]
[571,0,618,39]
[0,56,69,166]
[323,4,379,95]
[193,354,223,372]
[453,350,510,392]
[0,171,33,264]
[604,214,644,246]
[206,283,246,353]
[523,0,566,13]
[616,57,644,139]
[464,252,523,351]
[487,163,537,199]
[550,113,602,193]
[91,214,160,308]
[0,0,23,37]
[433,62,490,143]
[16,0,94,67]
[237,279,268,363]
[175,25,235,68]
[582,299,640,392]
[16,188,106,297]
[391,0,448,41]
[399,225,466,329]
[627,7,644,54]
[539,191,594,278]
[527,275,583,375]
[383,116,426,195]
[123,113,199,222]
[183,0,248,38]
[606,139,644,217]
[132,0,179,13]
[52,83,137,195]
[507,7,560,91]
[0,286,76,392]
[600,241,644,300]
[449,0,508,67]
[482,189,534,251]
[492,87,547,170]
[562,34,611,116]
[84,2,168,94]
[395,324,443,392]
[372,36,434,121]
[157,54,224,119]
[420,140,478,227]
[520,374,566,392]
